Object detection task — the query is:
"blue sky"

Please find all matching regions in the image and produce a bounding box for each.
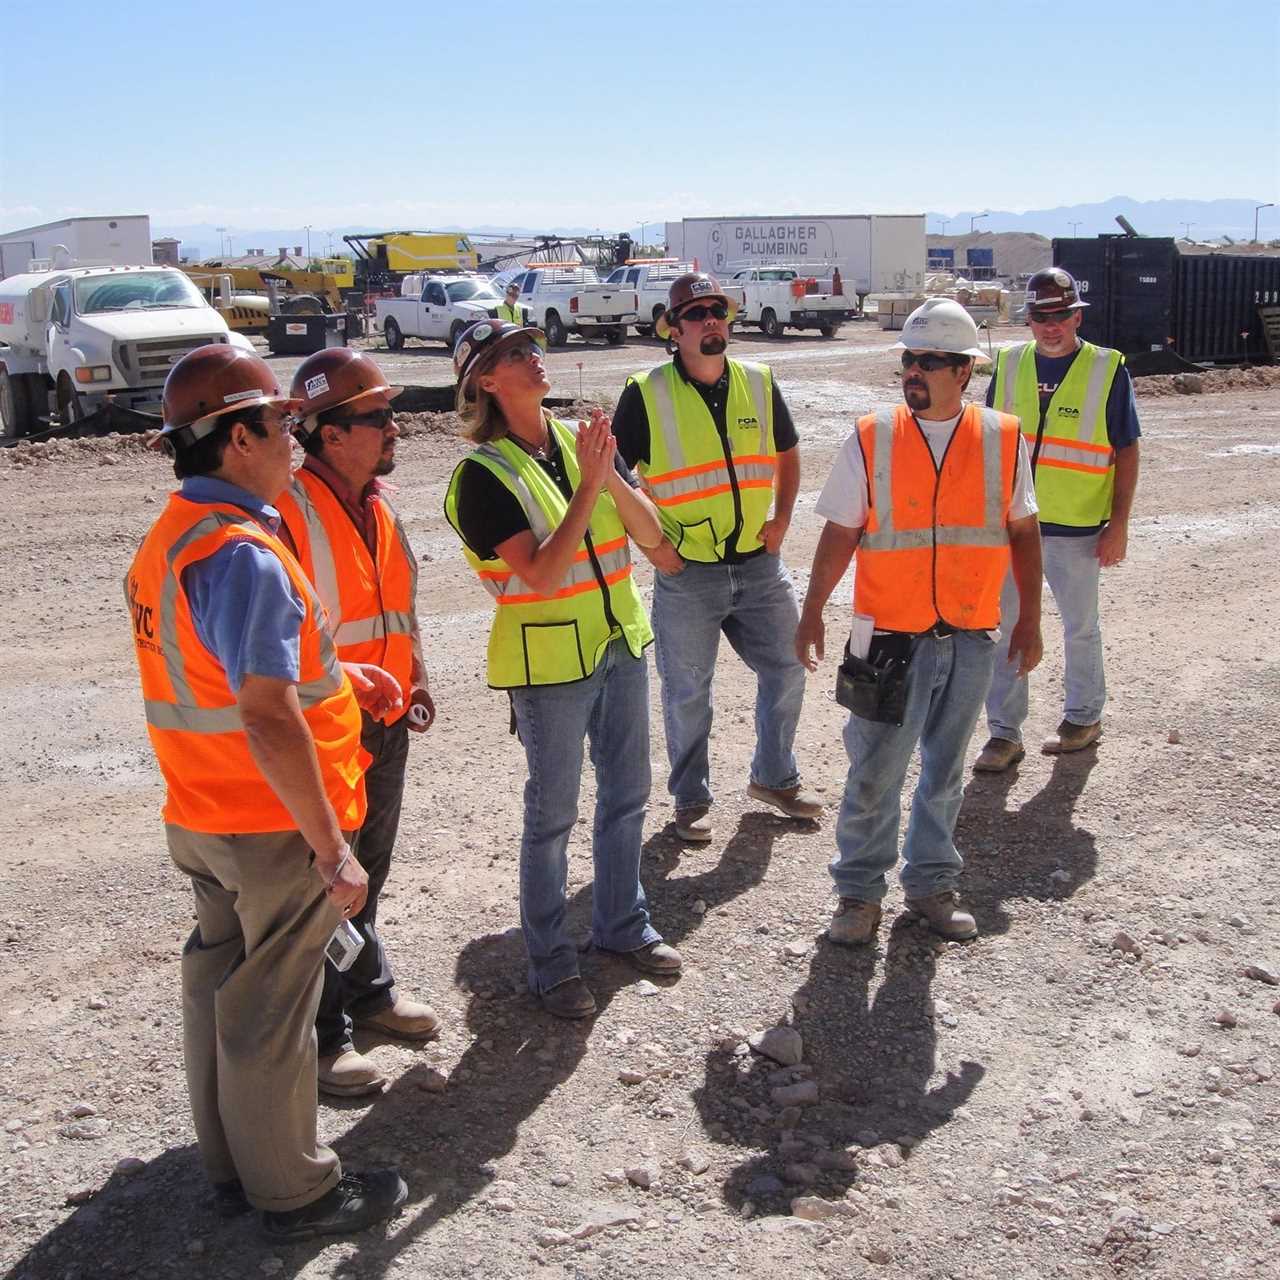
[1,0,1277,232]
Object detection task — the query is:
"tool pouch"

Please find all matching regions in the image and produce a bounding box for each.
[835,632,915,727]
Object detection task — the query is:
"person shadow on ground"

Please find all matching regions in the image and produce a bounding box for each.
[692,917,984,1218]
[958,749,1100,936]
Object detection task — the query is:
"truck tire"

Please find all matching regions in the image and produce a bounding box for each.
[652,304,666,330]
[605,326,625,346]
[56,373,85,425]
[384,317,404,351]
[0,369,31,440]
[635,323,653,337]
[448,321,466,351]
[819,323,839,338]
[544,311,567,347]
[760,308,783,338]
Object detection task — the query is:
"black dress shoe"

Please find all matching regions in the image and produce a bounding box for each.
[260,1169,407,1243]
[212,1179,252,1219]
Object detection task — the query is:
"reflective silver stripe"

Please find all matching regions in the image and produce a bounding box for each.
[390,508,419,611]
[1077,347,1114,443]
[144,699,242,733]
[487,544,631,603]
[644,366,686,470]
[334,610,414,645]
[287,478,342,626]
[477,443,553,541]
[297,670,342,705]
[648,464,731,500]
[999,345,1026,415]
[736,460,775,485]
[740,361,770,453]
[859,409,897,549]
[979,408,1007,534]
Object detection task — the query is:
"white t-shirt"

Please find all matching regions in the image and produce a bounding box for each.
[814,410,1038,531]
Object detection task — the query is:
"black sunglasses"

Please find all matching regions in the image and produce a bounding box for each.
[678,302,729,323]
[1027,309,1074,324]
[328,407,394,430]
[900,351,967,372]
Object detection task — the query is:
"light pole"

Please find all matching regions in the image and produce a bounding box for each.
[304,225,312,258]
[1255,203,1275,242]
[216,226,227,259]
[638,219,647,252]
[937,217,950,235]
[970,211,989,233]
[1069,221,1082,238]
[1181,222,1195,241]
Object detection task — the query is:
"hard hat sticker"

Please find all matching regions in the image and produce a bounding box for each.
[690,280,714,295]
[223,388,263,404]
[305,373,330,398]
[456,341,472,368]
[471,323,493,342]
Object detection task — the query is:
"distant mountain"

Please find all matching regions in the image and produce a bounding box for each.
[926,197,1278,242]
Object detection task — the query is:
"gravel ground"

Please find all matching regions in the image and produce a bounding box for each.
[1,325,1277,1280]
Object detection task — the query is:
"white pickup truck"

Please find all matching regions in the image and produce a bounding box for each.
[727,266,857,338]
[374,273,504,350]
[603,260,748,336]
[502,266,637,347]
[0,263,253,437]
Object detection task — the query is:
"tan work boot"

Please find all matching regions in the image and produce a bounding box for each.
[318,1049,388,1098]
[353,997,441,1041]
[904,889,978,941]
[1042,719,1102,754]
[973,737,1026,772]
[747,781,824,820]
[675,805,713,843]
[828,897,882,946]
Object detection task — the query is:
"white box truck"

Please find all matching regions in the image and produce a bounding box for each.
[0,215,153,280]
[663,215,926,298]
[0,262,253,438]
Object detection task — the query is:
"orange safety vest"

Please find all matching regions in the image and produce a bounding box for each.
[125,494,368,834]
[854,403,1019,632]
[275,469,417,724]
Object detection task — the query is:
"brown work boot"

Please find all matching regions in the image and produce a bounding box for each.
[353,997,441,1041]
[318,1049,388,1098]
[904,889,978,941]
[598,940,683,975]
[828,897,882,946]
[675,805,713,843]
[747,781,824,821]
[1042,719,1102,754]
[973,737,1026,772]
[540,977,597,1020]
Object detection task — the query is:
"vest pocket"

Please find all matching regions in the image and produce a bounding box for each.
[674,515,722,559]
[522,619,587,685]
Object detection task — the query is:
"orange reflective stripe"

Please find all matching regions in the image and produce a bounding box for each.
[496,564,632,605]
[480,535,629,582]
[1038,433,1113,455]
[647,454,776,485]
[1035,457,1113,475]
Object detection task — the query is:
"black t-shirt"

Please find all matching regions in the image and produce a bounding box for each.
[454,431,638,562]
[611,354,799,468]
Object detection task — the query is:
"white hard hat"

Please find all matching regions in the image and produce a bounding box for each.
[893,298,990,364]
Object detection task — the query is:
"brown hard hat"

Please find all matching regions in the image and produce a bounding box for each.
[158,344,295,446]
[1023,267,1089,314]
[656,272,737,339]
[290,348,402,436]
[453,318,547,404]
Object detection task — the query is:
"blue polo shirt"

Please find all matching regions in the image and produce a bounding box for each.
[986,345,1141,536]
[178,476,304,690]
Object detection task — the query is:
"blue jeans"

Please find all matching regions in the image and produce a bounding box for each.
[986,532,1106,743]
[831,630,996,902]
[651,553,806,810]
[509,638,660,994]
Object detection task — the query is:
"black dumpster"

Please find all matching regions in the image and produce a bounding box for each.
[266,312,349,356]
[1053,236,1280,373]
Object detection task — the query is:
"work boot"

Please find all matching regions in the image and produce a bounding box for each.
[597,940,683,975]
[318,1049,388,1098]
[352,997,442,1041]
[212,1179,252,1219]
[828,897,882,947]
[260,1169,407,1243]
[675,805,713,843]
[540,976,597,1020]
[1042,719,1102,754]
[904,890,978,941]
[973,737,1026,772]
[747,781,824,821]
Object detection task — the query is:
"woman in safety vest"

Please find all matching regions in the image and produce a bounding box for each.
[444,319,683,1018]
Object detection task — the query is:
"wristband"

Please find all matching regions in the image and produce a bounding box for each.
[326,850,351,891]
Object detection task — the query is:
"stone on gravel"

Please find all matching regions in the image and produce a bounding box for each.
[634,980,660,997]
[625,1164,658,1189]
[87,997,108,1010]
[114,1156,146,1175]
[59,1119,108,1140]
[782,940,810,958]
[862,1244,894,1264]
[417,1068,449,1093]
[617,1068,647,1085]
[1172,373,1203,394]
[66,1186,95,1205]
[1110,930,1142,957]
[679,1149,710,1174]
[1178,1043,1202,1057]
[691,899,707,916]
[791,1195,846,1221]
[1241,964,1279,986]
[538,1228,574,1247]
[770,1080,819,1107]
[68,1103,97,1119]
[1214,1009,1239,1028]
[749,1026,804,1067]
[1167,729,1182,744]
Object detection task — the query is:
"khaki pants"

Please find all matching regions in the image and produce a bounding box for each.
[166,825,342,1212]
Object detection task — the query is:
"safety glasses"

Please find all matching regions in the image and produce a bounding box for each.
[900,351,967,372]
[1027,309,1074,325]
[497,341,544,364]
[678,302,729,323]
[328,407,395,430]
